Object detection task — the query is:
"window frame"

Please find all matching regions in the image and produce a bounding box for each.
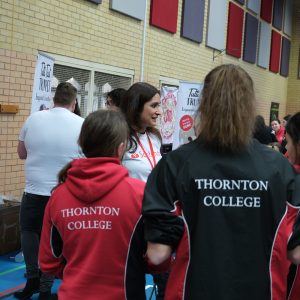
[46,52,134,114]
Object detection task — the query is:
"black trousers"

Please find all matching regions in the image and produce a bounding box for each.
[20,192,54,292]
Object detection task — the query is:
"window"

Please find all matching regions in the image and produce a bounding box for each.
[49,53,134,117]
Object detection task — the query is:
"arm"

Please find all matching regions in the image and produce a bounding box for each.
[143,156,184,248]
[39,199,65,278]
[17,141,27,159]
[146,242,172,265]
[288,246,300,264]
[287,174,300,257]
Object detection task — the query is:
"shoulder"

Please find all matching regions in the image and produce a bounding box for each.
[168,139,200,161]
[251,139,295,176]
[60,109,84,123]
[24,110,48,123]
[124,177,145,197]
[147,132,162,146]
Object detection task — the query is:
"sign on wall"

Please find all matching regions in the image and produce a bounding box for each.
[31,53,54,114]
[270,102,279,125]
[172,81,203,149]
[160,86,178,145]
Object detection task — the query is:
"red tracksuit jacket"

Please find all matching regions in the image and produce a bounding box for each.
[39,157,146,300]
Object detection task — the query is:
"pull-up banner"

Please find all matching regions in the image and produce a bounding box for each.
[172,81,203,149]
[270,101,279,125]
[160,85,178,145]
[31,52,54,114]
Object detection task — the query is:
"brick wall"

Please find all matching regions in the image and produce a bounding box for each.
[0,48,35,198]
[0,0,299,198]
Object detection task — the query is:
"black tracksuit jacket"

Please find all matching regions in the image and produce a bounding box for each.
[143,138,300,300]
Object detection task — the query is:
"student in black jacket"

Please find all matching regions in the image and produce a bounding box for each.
[142,64,300,300]
[253,115,277,144]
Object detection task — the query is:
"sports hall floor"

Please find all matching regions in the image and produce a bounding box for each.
[0,251,156,299]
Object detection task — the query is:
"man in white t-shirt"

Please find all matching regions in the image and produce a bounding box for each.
[15,82,84,300]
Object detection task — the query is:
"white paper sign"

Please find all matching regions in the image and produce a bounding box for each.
[172,81,203,149]
[160,86,178,144]
[31,53,54,114]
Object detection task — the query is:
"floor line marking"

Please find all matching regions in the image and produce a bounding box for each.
[0,265,25,276]
[0,283,25,297]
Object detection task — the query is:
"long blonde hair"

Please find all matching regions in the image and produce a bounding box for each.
[197,64,255,152]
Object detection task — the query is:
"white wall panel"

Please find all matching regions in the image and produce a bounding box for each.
[257,21,272,69]
[206,0,227,50]
[110,0,146,21]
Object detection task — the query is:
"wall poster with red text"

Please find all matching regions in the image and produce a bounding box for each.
[172,81,203,149]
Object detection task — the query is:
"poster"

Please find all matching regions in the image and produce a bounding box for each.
[160,85,178,145]
[172,81,203,149]
[270,101,279,125]
[31,52,54,114]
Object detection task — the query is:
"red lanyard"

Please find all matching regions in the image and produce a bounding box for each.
[135,132,157,169]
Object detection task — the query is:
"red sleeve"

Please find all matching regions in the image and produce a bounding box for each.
[39,198,65,278]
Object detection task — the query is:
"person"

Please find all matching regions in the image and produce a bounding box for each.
[284,112,300,300]
[282,114,292,128]
[105,88,126,109]
[73,99,81,116]
[142,64,300,300]
[120,82,162,181]
[15,82,84,300]
[281,114,292,154]
[253,115,277,144]
[119,82,167,299]
[271,118,285,144]
[39,110,147,300]
[267,142,281,152]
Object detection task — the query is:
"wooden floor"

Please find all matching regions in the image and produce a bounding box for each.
[0,252,156,299]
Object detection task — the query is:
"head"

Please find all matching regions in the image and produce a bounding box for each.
[254,115,266,132]
[282,114,292,128]
[106,88,126,109]
[197,64,255,152]
[79,110,128,159]
[53,82,77,111]
[120,82,161,133]
[271,119,281,133]
[73,99,81,116]
[285,112,300,165]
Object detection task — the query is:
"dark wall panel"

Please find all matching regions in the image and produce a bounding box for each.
[243,13,259,64]
[273,0,284,30]
[234,0,245,4]
[87,0,102,3]
[226,2,244,58]
[181,0,205,43]
[280,37,291,77]
[150,0,179,33]
[261,0,273,23]
[269,30,281,73]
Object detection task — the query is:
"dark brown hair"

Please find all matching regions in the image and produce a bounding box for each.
[197,64,255,152]
[57,110,128,184]
[107,88,126,107]
[286,112,300,163]
[53,82,77,106]
[120,82,161,151]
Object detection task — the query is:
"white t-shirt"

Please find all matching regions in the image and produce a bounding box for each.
[122,132,162,182]
[19,107,84,196]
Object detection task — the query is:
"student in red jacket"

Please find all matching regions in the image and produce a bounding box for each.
[285,112,300,300]
[39,110,147,300]
[271,119,285,144]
